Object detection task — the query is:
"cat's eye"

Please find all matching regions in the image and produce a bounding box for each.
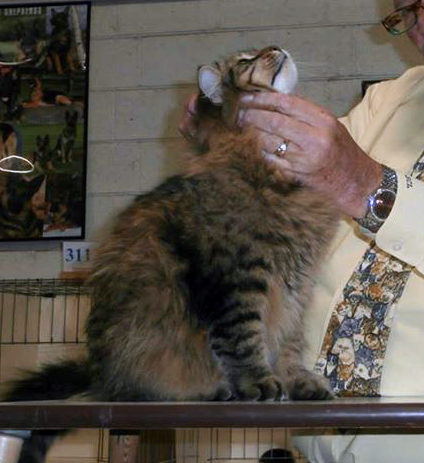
[238,58,252,65]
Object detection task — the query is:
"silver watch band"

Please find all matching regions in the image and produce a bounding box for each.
[354,165,397,233]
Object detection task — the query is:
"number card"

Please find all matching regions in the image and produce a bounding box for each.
[62,241,95,272]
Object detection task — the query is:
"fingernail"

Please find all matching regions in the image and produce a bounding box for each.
[238,109,246,125]
[240,94,254,103]
[263,152,277,162]
[187,97,197,114]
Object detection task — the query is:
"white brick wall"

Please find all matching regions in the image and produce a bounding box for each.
[0,0,422,278]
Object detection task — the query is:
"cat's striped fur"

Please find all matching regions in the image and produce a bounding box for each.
[3,46,338,463]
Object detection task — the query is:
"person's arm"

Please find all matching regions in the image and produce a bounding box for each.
[238,89,424,273]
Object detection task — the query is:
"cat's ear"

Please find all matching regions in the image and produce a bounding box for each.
[198,65,223,105]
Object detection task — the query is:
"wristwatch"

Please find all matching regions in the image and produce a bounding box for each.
[354,165,397,233]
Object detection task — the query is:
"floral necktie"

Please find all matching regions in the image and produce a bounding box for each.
[315,154,424,397]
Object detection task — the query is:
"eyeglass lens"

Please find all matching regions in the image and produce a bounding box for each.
[385,6,418,33]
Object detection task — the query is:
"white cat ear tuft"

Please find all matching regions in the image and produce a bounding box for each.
[198,65,223,105]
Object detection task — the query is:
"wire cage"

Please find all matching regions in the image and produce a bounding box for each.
[0,279,307,463]
[0,279,91,346]
[0,278,107,463]
[175,429,304,463]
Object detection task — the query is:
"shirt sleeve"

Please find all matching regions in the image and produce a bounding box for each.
[376,171,424,274]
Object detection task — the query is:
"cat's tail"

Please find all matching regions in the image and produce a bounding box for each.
[2,359,91,463]
[2,359,90,401]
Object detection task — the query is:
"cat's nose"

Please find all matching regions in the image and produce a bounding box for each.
[259,46,284,60]
[261,46,282,54]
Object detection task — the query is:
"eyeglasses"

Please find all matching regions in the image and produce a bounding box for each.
[381,0,424,35]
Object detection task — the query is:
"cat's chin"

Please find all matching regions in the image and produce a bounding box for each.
[272,50,298,94]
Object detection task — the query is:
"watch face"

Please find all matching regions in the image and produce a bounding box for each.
[371,189,396,221]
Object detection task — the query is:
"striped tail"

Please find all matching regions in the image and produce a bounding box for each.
[2,360,90,401]
[2,360,91,463]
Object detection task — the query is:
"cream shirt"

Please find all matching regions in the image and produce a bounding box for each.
[294,65,424,463]
[303,65,424,395]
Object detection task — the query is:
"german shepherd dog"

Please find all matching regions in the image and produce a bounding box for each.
[0,65,22,120]
[54,110,78,163]
[47,7,75,75]
[15,22,44,65]
[33,134,54,171]
[0,174,46,239]
[44,173,82,233]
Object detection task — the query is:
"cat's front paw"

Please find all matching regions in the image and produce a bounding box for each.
[234,374,284,401]
[211,384,233,401]
[286,370,333,400]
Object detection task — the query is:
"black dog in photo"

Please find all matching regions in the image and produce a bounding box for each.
[33,134,54,172]
[54,110,78,163]
[0,63,22,121]
[47,6,76,74]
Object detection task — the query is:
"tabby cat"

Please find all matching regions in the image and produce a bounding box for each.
[3,45,338,463]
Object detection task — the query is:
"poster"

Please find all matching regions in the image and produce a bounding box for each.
[0,2,90,240]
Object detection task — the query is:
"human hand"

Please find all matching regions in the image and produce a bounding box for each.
[239,92,383,218]
[178,93,220,151]
[178,93,200,142]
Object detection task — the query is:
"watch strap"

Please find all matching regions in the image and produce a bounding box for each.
[355,165,397,233]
